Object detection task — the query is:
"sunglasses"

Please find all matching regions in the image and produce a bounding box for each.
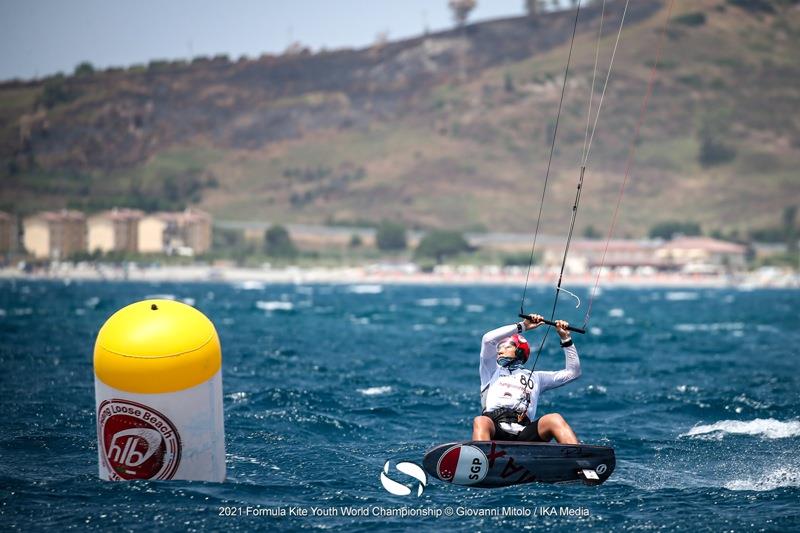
[496,340,518,354]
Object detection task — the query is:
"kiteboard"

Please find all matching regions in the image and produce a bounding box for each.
[423,441,615,488]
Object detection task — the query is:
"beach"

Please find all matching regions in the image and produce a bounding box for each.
[2,262,798,289]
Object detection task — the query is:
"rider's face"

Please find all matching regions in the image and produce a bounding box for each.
[496,340,518,360]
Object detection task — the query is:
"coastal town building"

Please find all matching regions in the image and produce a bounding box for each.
[468,234,748,274]
[22,210,87,259]
[0,211,17,254]
[181,208,212,254]
[139,209,212,255]
[87,208,144,254]
[19,207,212,258]
[537,239,662,274]
[655,236,747,272]
[138,213,174,254]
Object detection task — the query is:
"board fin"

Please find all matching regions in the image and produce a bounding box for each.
[579,469,600,485]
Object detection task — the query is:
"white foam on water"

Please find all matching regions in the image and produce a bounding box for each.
[181,297,196,306]
[416,297,461,307]
[465,304,485,313]
[665,291,698,301]
[674,322,745,333]
[732,394,770,410]
[237,281,265,291]
[255,300,294,312]
[681,419,800,440]
[608,308,625,317]
[358,386,392,396]
[145,293,176,300]
[347,284,383,294]
[589,327,602,335]
[226,391,248,403]
[84,296,100,308]
[724,467,800,492]
[618,460,800,493]
[586,384,607,395]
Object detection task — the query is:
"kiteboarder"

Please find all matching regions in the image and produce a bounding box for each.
[472,314,580,444]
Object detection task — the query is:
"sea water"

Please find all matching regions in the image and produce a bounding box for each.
[1,280,798,531]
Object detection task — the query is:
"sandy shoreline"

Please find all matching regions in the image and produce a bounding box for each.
[2,263,798,288]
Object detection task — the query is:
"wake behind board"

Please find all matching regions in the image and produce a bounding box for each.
[423,441,615,488]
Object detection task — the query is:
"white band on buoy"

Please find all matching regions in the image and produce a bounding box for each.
[93,299,226,482]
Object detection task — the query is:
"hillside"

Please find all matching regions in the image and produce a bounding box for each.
[1,0,798,238]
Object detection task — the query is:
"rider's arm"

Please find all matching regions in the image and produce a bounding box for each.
[536,342,581,392]
[537,319,581,392]
[479,323,522,388]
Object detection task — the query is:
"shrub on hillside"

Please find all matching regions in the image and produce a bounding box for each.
[699,138,737,166]
[675,12,706,26]
[376,221,407,251]
[39,75,74,108]
[414,230,472,263]
[649,221,702,240]
[74,62,95,76]
[264,225,297,258]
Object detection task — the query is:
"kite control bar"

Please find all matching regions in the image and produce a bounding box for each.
[518,314,586,335]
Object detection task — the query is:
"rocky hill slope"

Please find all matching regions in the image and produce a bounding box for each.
[1,0,798,238]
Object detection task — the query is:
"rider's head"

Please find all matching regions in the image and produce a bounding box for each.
[496,334,530,366]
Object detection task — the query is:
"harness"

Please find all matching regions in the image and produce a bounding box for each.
[482,407,530,427]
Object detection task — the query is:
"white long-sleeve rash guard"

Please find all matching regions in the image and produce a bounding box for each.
[480,324,581,434]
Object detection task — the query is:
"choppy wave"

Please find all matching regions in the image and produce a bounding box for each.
[416,297,461,307]
[236,281,265,290]
[724,467,800,491]
[681,419,800,440]
[347,284,383,294]
[255,300,294,312]
[357,386,393,396]
[674,322,745,332]
[665,291,699,301]
[3,281,800,530]
[144,293,176,300]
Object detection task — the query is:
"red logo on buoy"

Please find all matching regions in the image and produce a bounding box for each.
[97,399,181,480]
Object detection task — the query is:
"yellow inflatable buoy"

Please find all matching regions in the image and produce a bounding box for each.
[94,299,226,482]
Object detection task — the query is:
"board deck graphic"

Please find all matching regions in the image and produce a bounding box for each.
[423,441,615,488]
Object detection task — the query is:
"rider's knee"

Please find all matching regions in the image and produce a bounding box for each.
[543,413,568,428]
[474,416,496,433]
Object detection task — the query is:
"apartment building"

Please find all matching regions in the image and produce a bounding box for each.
[23,210,86,259]
[87,208,144,253]
[139,208,212,255]
[656,236,747,271]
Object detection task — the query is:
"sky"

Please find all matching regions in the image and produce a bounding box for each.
[0,0,532,81]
